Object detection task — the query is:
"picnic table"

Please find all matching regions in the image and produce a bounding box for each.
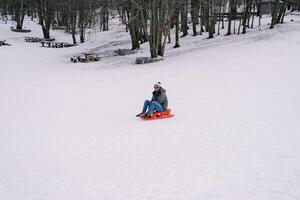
[24,37,39,42]
[41,41,76,48]
[25,37,55,43]
[71,53,100,63]
[0,40,10,46]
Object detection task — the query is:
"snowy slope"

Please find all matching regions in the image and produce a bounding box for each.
[1,15,300,200]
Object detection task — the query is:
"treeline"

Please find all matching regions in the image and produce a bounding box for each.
[1,0,300,58]
[0,0,111,44]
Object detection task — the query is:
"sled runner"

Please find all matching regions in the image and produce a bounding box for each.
[140,109,174,121]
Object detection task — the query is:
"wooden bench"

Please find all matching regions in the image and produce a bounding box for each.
[41,41,76,48]
[0,40,10,46]
[24,37,40,42]
[26,37,55,43]
[41,41,52,47]
[71,53,100,63]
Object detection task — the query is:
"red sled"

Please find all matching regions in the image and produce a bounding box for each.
[140,109,174,120]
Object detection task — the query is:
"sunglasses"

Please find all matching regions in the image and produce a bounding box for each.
[154,86,159,89]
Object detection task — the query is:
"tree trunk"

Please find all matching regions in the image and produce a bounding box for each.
[37,0,53,39]
[15,0,25,30]
[227,0,234,35]
[191,0,199,36]
[174,10,180,48]
[270,0,280,29]
[242,0,248,34]
[181,0,188,37]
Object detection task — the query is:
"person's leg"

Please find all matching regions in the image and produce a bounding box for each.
[137,100,151,117]
[146,101,164,116]
[142,100,151,113]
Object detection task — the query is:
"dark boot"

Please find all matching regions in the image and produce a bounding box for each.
[136,112,145,117]
[139,113,148,118]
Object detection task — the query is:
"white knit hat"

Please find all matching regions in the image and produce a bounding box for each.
[154,82,162,88]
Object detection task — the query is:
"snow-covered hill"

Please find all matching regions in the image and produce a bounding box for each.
[0,15,300,200]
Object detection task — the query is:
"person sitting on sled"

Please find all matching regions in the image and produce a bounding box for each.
[136,82,168,118]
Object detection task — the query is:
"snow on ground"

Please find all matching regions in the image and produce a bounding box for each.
[0,14,300,200]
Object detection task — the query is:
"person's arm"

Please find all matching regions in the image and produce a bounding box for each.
[151,91,156,102]
[151,96,155,102]
[156,93,166,105]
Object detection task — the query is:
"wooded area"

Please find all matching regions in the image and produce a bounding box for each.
[1,0,300,58]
